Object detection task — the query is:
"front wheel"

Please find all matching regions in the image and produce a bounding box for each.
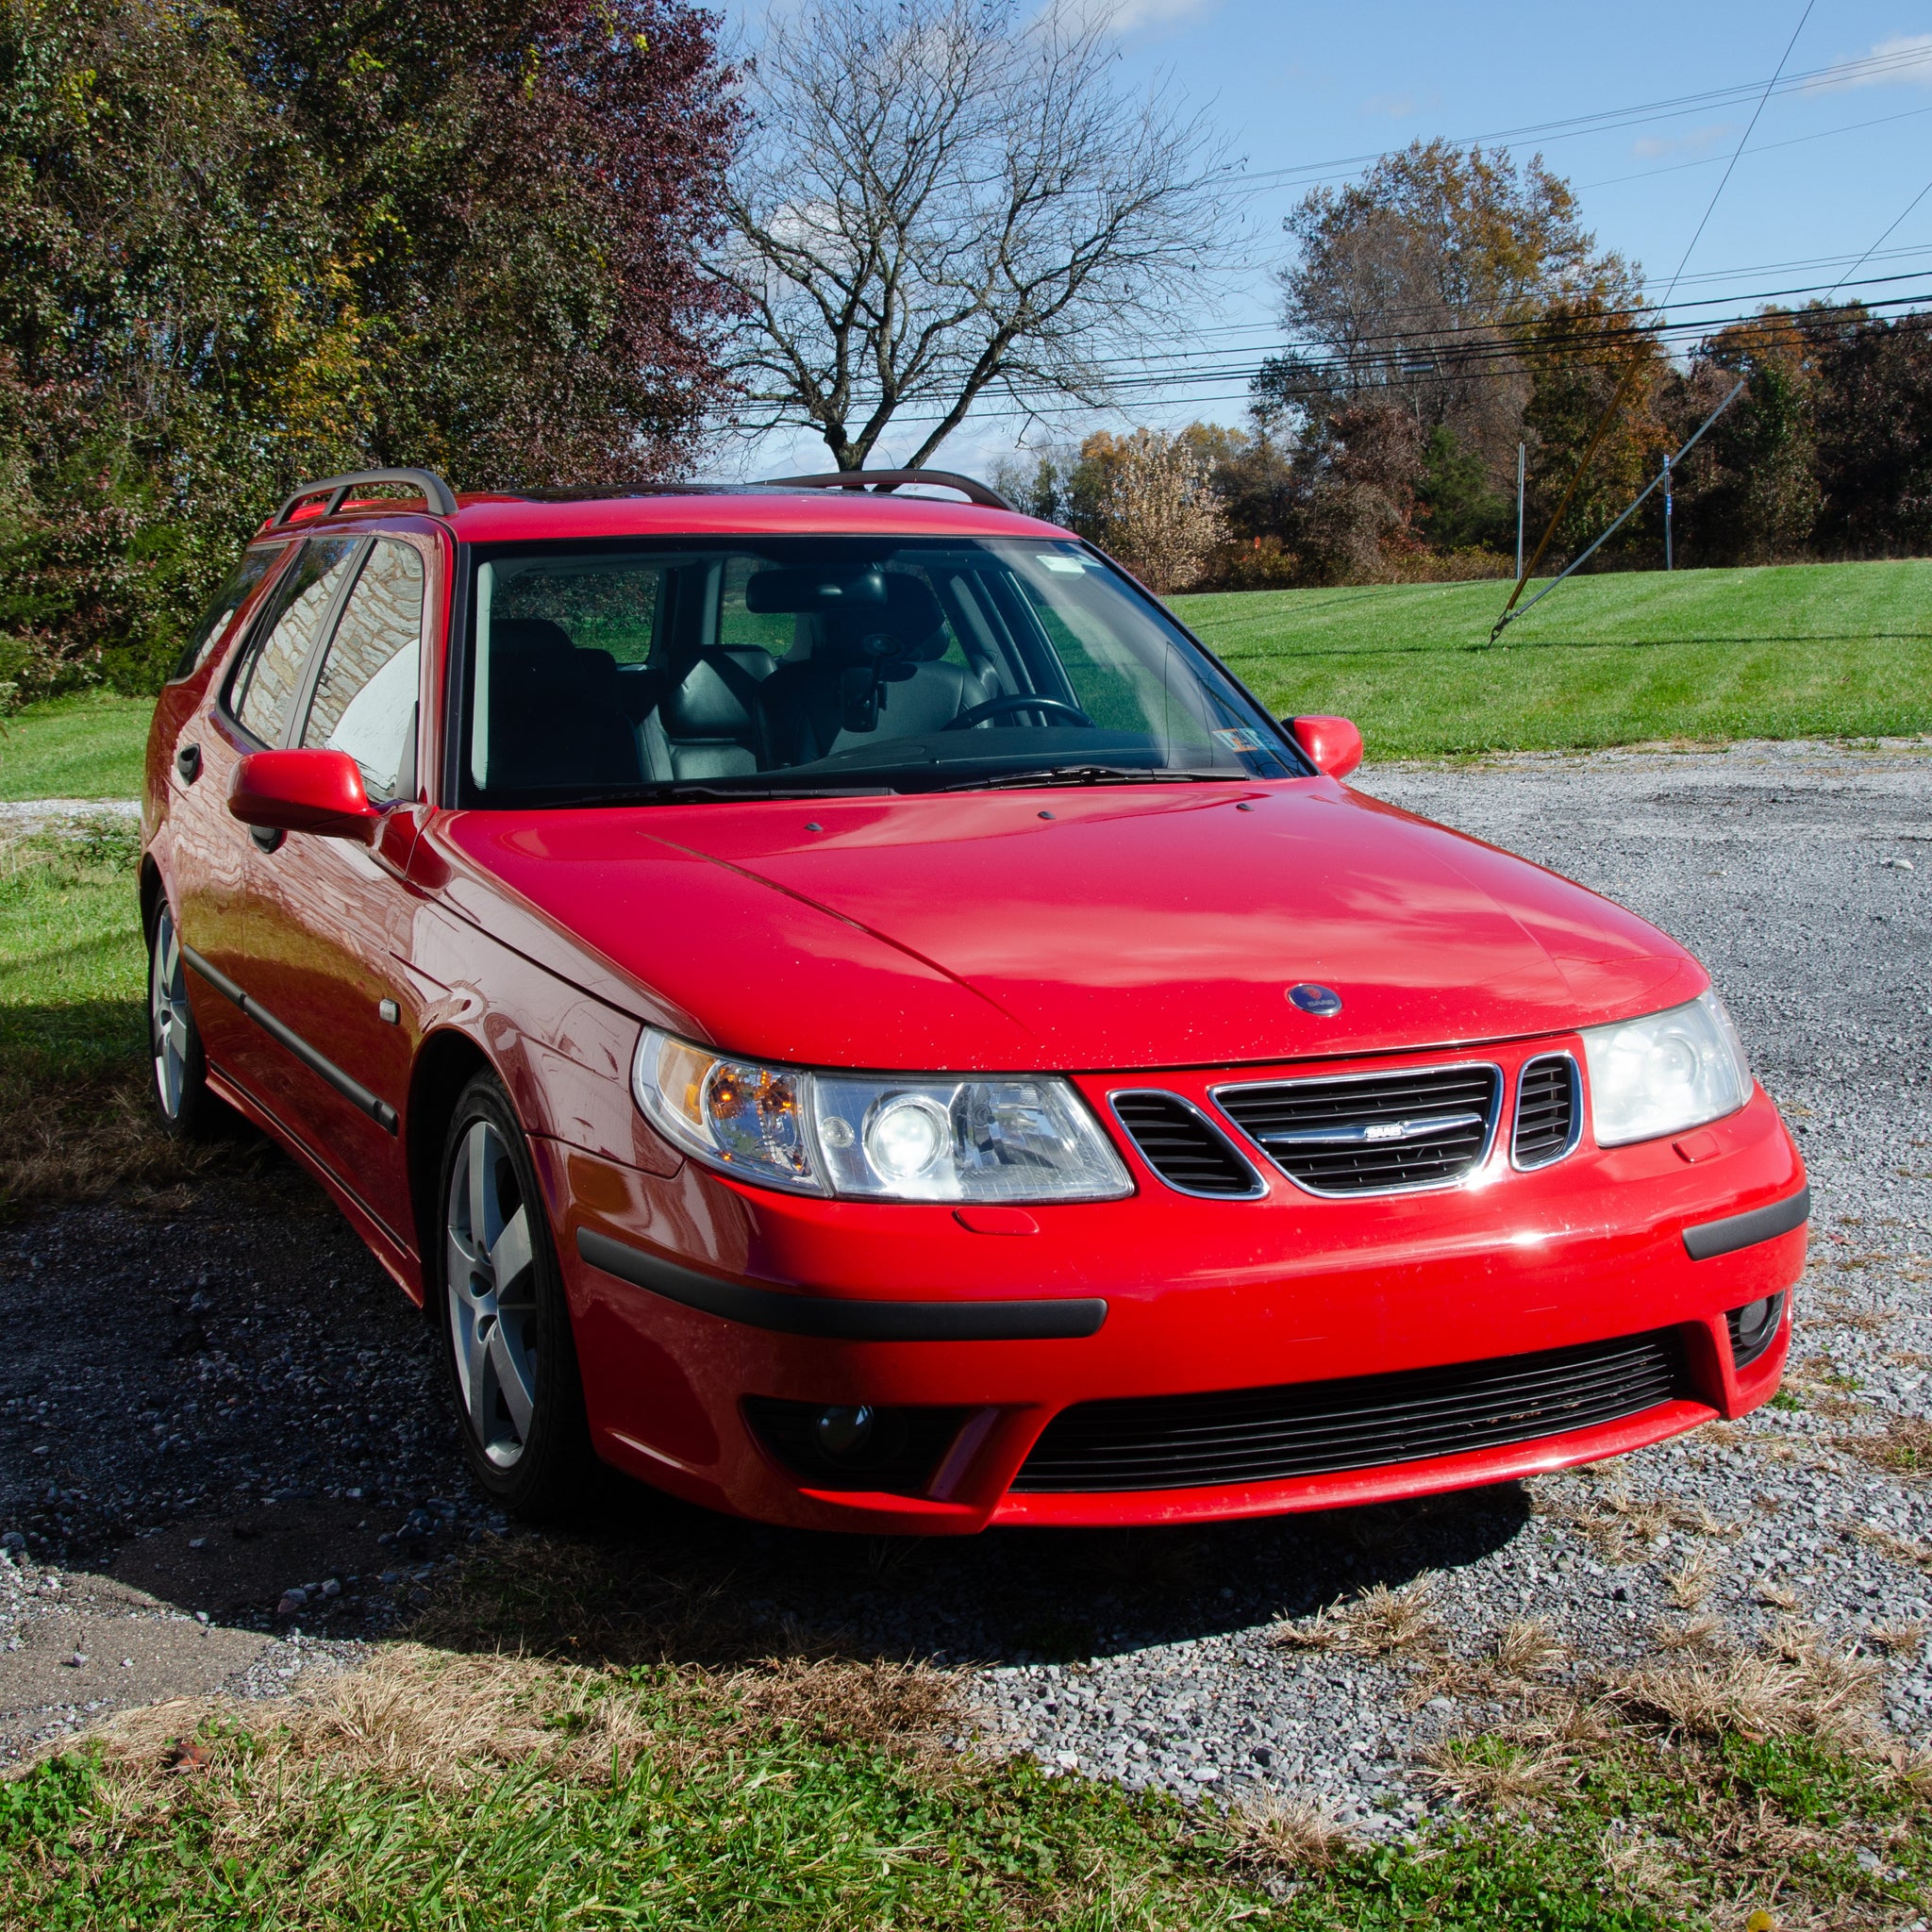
[146,897,218,1139]
[437,1073,592,1517]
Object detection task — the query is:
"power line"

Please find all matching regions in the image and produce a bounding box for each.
[1657,0,1818,313]
[1577,100,1932,193]
[1214,40,1932,196]
[1824,173,1932,302]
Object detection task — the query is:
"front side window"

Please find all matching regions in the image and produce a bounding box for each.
[301,539,425,801]
[228,536,361,745]
[461,537,1301,805]
[170,543,291,682]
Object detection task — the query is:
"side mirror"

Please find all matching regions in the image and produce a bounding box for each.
[229,749,380,843]
[1287,714,1363,781]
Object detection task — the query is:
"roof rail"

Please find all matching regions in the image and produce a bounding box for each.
[760,468,1014,511]
[273,467,458,525]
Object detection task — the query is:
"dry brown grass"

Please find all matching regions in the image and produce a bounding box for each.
[1493,1617,1567,1678]
[1869,1621,1926,1657]
[1418,1736,1576,1810]
[1856,1524,1932,1572]
[1665,1545,1724,1609]
[1272,1576,1444,1659]
[76,1640,959,1801]
[1231,1794,1355,1872]
[0,1062,257,1211]
[1836,1417,1932,1477]
[1655,1615,1731,1655]
[1542,1483,1739,1565]
[1612,1629,1879,1745]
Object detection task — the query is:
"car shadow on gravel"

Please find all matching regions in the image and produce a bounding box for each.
[2,1170,1525,1712]
[411,1470,1531,1673]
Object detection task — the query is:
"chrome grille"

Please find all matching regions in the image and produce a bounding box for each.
[1512,1055,1580,1169]
[1214,1063,1501,1195]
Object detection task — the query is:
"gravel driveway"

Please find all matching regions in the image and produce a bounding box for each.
[4,738,1929,1828]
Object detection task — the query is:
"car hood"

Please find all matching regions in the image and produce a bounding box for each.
[441,777,1703,1071]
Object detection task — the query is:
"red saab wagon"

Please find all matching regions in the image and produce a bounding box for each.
[141,466,1807,1530]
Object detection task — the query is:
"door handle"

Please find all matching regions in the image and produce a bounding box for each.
[175,743,202,784]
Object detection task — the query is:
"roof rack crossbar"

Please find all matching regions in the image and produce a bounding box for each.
[760,468,1013,511]
[274,467,458,525]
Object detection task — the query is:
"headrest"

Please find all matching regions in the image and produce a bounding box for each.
[491,617,574,657]
[745,567,886,614]
[664,650,773,737]
[824,574,950,664]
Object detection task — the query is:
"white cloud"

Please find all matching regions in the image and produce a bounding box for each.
[1086,0,1219,31]
[1804,32,1932,92]
[1359,92,1419,121]
[1631,121,1738,159]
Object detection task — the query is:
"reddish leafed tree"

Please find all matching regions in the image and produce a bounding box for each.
[235,0,747,486]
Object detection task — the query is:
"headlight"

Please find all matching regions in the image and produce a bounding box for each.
[1579,990,1752,1148]
[631,1028,1132,1203]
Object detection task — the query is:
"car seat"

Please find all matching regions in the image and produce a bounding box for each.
[754,574,986,766]
[639,649,778,780]
[484,618,641,792]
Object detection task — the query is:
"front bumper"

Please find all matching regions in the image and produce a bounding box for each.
[539,1047,1807,1535]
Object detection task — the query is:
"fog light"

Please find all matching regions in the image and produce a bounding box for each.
[811,1404,877,1458]
[1726,1291,1785,1370]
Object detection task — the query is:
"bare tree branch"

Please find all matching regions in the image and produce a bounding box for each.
[715,0,1238,470]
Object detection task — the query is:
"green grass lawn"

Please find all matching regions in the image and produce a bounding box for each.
[2,1556,1924,1930]
[1174,557,1932,758]
[0,691,153,800]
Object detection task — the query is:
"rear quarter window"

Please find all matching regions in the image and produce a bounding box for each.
[169,544,291,683]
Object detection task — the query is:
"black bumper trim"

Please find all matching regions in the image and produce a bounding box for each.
[575,1227,1108,1341]
[182,943,398,1135]
[1683,1183,1810,1261]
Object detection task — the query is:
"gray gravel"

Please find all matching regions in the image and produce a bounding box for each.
[3,739,1929,1824]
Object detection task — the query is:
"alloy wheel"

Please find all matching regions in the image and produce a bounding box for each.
[444,1118,541,1468]
[150,904,193,1121]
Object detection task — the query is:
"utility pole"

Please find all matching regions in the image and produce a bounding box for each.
[1515,442,1525,582]
[1662,453,1674,572]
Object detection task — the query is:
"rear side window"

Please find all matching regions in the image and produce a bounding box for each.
[300,539,425,801]
[228,537,360,744]
[170,544,291,682]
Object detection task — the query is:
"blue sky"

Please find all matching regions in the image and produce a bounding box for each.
[719,2,1932,474]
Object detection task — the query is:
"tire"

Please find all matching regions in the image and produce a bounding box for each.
[146,896,219,1140]
[436,1072,592,1517]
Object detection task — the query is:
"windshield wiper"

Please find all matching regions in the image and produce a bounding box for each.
[934,765,1245,792]
[531,780,899,808]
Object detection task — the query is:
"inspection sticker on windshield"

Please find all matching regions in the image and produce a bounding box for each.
[1213,727,1265,753]
[1036,554,1090,574]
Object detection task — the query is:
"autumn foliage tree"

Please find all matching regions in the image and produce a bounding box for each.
[0,0,741,701]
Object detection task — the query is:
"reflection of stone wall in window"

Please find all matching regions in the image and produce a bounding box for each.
[237,540,359,742]
[304,541,424,798]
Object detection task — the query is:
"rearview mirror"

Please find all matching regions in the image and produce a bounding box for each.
[229,749,381,843]
[1286,715,1363,781]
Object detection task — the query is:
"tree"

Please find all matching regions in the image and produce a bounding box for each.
[1257,141,1638,480]
[720,0,1233,471]
[1087,429,1227,593]
[0,0,743,701]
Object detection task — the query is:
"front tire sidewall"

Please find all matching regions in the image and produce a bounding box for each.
[436,1074,591,1518]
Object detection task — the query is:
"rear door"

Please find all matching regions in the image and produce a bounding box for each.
[171,535,365,1090]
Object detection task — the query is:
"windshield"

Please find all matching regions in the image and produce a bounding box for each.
[458,536,1304,805]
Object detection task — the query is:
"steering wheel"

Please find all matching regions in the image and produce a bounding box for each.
[943,692,1093,731]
